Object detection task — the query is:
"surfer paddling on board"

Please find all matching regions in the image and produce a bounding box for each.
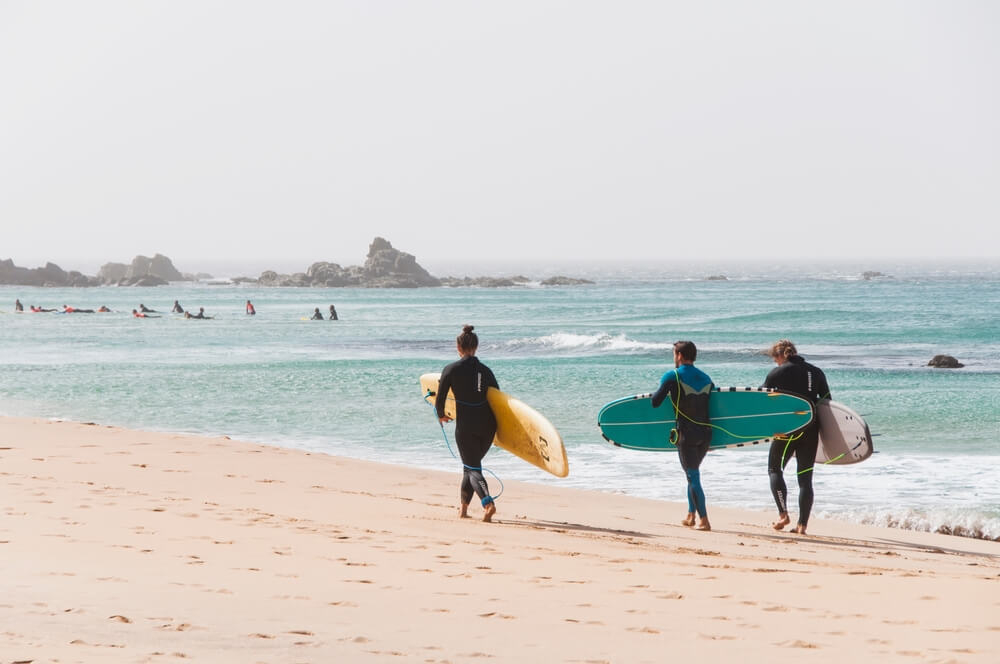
[651,341,714,531]
[763,339,831,536]
[436,325,499,522]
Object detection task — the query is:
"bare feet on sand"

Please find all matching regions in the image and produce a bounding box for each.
[681,513,696,527]
[793,524,807,535]
[695,517,711,531]
[459,504,470,519]
[772,513,791,531]
[483,502,496,523]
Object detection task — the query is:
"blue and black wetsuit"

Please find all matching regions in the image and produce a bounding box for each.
[764,355,831,527]
[652,363,714,518]
[436,355,499,507]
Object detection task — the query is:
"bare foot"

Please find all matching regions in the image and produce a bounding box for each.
[695,517,711,531]
[772,513,791,531]
[793,524,807,535]
[681,513,696,527]
[482,502,496,523]
[459,504,470,519]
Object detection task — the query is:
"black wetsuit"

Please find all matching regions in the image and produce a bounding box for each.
[436,355,498,507]
[763,355,831,527]
[652,364,713,518]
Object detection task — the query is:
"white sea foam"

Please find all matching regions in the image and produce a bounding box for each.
[503,332,673,355]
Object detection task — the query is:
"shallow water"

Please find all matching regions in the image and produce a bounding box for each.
[2,261,998,539]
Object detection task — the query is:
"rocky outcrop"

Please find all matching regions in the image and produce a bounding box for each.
[0,254,189,287]
[361,238,440,288]
[0,259,98,287]
[96,254,186,286]
[928,355,964,369]
[540,276,595,286]
[862,271,887,280]
[97,262,129,284]
[705,275,729,281]
[256,238,441,288]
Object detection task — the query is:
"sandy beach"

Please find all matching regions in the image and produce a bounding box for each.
[1,416,997,663]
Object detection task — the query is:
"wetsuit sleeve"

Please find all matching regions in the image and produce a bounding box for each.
[814,367,831,401]
[762,366,781,389]
[651,373,678,409]
[485,365,498,392]
[435,367,453,419]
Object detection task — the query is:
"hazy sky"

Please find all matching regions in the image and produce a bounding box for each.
[1,1,998,273]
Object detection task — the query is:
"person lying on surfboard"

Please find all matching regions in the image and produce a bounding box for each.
[436,325,499,523]
[651,340,714,532]
[763,339,831,536]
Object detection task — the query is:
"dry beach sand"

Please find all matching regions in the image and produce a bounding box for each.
[1,416,997,663]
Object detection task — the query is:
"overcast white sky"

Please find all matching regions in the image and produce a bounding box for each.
[1,1,997,274]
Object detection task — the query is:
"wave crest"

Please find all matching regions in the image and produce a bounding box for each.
[502,332,673,355]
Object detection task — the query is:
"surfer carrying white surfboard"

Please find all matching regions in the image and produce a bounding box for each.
[650,341,714,532]
[763,339,831,536]
[436,325,499,522]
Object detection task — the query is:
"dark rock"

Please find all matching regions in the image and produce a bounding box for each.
[256,237,440,288]
[706,275,728,281]
[862,271,887,280]
[928,355,964,369]
[362,237,440,287]
[540,276,595,286]
[126,254,184,282]
[0,258,99,286]
[98,262,129,284]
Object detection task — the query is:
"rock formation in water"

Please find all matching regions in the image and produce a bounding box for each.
[98,254,185,286]
[257,237,441,288]
[927,355,964,368]
[1,254,188,287]
[0,259,98,287]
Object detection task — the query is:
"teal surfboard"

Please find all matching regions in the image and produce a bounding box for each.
[598,387,814,452]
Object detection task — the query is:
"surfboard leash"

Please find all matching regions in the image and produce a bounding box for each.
[422,390,504,502]
[667,370,812,444]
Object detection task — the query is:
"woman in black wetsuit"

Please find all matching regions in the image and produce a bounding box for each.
[763,339,831,535]
[435,325,499,522]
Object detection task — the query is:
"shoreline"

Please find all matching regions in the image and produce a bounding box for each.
[1,415,997,662]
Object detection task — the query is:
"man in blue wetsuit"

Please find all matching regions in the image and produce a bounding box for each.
[651,340,714,531]
[763,339,831,535]
[436,325,499,523]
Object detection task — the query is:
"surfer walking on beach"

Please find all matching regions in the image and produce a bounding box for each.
[651,340,714,531]
[763,339,831,536]
[436,325,499,523]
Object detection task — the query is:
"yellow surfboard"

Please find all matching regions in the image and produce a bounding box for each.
[420,373,569,478]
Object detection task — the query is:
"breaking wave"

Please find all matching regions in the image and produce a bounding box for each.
[500,332,674,356]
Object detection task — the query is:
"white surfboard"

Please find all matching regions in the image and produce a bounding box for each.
[815,399,873,465]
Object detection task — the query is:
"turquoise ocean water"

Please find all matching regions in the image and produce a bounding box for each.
[1,260,998,540]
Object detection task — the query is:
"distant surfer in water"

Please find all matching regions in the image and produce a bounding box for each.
[62,305,95,313]
[15,299,23,312]
[172,300,184,313]
[132,309,160,318]
[328,305,338,320]
[246,300,256,315]
[139,304,157,313]
[763,339,831,536]
[310,307,324,320]
[436,325,499,522]
[184,307,211,319]
[651,340,714,531]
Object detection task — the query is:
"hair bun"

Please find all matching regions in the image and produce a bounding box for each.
[462,325,475,334]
